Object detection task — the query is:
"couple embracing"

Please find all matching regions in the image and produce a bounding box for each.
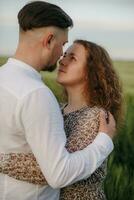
[0,1,122,200]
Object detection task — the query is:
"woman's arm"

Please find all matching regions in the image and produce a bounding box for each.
[0,153,47,185]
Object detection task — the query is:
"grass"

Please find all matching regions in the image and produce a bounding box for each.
[0,57,8,66]
[105,95,134,200]
[114,61,134,94]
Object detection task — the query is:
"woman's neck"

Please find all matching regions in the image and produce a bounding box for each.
[64,86,88,112]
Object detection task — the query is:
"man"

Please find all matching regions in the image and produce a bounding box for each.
[0,1,115,200]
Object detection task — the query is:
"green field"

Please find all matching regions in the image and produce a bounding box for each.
[113,61,134,95]
[0,57,7,66]
[0,56,134,200]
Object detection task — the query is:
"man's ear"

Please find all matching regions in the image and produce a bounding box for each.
[43,34,54,49]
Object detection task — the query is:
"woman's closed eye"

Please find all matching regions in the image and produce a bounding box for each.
[70,55,76,61]
[69,52,77,61]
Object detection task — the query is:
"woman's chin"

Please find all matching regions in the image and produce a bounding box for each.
[56,78,66,86]
[56,77,63,84]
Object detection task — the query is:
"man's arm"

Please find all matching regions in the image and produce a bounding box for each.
[19,86,114,188]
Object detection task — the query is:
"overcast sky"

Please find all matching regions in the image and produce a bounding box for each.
[0,0,134,60]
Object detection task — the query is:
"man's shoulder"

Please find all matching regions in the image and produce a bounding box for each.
[0,63,47,99]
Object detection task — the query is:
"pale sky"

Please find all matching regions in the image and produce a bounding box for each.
[0,0,134,60]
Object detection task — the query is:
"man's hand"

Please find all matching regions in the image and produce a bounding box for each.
[99,110,116,139]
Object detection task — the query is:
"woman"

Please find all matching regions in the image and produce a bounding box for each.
[0,40,122,199]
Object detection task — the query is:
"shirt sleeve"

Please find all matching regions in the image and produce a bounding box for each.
[19,86,114,188]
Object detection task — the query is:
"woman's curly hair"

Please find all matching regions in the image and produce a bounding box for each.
[74,40,123,125]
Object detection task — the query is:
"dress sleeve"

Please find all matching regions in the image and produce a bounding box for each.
[65,107,100,152]
[0,153,47,185]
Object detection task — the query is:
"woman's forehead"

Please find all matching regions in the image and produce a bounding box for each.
[66,43,84,54]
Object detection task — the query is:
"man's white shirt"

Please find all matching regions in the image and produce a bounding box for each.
[0,58,113,200]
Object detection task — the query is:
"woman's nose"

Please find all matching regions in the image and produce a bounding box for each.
[59,58,63,66]
[59,56,67,66]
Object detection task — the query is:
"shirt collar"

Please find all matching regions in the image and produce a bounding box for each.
[7,58,42,80]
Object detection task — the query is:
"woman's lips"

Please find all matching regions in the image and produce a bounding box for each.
[58,68,66,73]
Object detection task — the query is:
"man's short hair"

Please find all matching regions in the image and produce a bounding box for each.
[18,1,73,31]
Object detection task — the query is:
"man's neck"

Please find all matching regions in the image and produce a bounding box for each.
[14,49,41,72]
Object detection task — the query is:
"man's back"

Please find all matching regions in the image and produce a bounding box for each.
[0,58,60,200]
[0,58,45,153]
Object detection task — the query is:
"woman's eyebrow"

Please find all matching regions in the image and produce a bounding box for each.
[63,52,77,57]
[69,52,77,57]
[70,52,74,55]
